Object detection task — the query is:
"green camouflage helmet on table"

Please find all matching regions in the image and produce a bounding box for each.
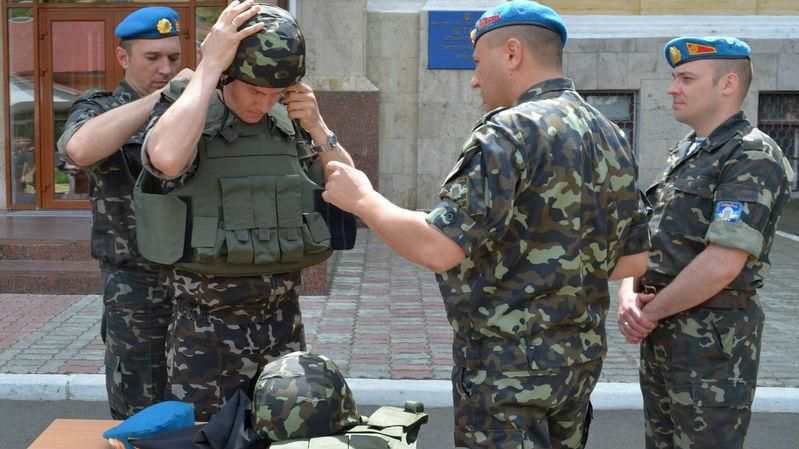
[253,351,429,448]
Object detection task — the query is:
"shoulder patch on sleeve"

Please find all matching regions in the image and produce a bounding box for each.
[442,176,470,209]
[714,200,744,223]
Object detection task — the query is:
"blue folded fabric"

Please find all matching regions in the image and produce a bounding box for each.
[102,401,195,449]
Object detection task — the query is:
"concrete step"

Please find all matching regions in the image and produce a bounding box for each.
[0,260,101,294]
[0,239,91,261]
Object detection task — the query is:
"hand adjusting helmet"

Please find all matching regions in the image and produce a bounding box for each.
[225,4,305,88]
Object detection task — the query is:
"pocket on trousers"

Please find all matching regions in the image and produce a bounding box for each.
[104,350,126,413]
[691,381,753,408]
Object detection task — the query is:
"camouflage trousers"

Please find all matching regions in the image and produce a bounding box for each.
[640,296,763,449]
[100,264,171,420]
[164,269,306,421]
[452,358,601,449]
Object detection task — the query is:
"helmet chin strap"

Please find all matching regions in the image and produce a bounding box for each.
[217,75,233,89]
[217,75,233,106]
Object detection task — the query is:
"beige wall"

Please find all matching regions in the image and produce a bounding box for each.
[455,0,799,15]
[2,1,799,209]
[364,4,799,209]
[1,17,6,208]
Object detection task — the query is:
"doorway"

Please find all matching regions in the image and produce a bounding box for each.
[32,7,191,209]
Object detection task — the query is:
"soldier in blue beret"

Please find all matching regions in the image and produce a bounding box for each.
[323,1,651,448]
[56,6,191,419]
[618,35,794,449]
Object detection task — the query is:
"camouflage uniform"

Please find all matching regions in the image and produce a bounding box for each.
[426,78,650,449]
[141,88,311,422]
[57,81,172,419]
[640,112,794,449]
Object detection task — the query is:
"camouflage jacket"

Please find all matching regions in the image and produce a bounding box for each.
[57,81,158,271]
[426,78,650,372]
[645,111,795,291]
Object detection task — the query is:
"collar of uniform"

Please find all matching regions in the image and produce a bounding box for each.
[113,80,141,103]
[513,77,575,106]
[701,111,752,152]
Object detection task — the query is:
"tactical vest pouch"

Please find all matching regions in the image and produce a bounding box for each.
[252,175,281,264]
[276,175,304,262]
[192,217,223,264]
[216,175,331,266]
[221,177,256,264]
[134,173,187,265]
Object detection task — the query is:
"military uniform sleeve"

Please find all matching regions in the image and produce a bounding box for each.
[619,190,652,255]
[140,90,200,181]
[705,139,789,257]
[56,92,110,167]
[426,121,520,257]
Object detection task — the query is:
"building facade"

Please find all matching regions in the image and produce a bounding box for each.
[2,0,798,211]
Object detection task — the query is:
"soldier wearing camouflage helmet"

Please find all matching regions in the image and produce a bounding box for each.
[617,36,794,449]
[57,6,192,419]
[136,0,354,420]
[322,1,651,448]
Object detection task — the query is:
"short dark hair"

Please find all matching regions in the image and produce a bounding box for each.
[713,58,753,99]
[482,24,563,69]
[119,40,132,52]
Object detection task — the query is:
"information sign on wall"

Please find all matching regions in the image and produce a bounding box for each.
[427,10,484,70]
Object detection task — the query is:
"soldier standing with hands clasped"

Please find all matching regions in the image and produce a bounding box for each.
[617,36,794,449]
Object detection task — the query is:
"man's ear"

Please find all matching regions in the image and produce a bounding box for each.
[720,72,740,98]
[505,37,523,70]
[116,46,129,70]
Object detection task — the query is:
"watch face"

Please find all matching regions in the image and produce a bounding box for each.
[328,132,338,147]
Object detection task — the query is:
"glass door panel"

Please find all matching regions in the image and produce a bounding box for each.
[52,19,106,201]
[39,10,113,208]
[7,8,36,207]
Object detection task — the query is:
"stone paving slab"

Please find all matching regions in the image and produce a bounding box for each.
[1,230,797,388]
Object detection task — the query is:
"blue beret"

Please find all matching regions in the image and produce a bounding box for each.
[115,6,180,40]
[664,36,751,68]
[102,401,194,449]
[471,0,567,48]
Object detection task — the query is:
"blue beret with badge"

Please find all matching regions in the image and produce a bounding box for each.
[664,36,751,68]
[471,0,567,47]
[115,6,180,40]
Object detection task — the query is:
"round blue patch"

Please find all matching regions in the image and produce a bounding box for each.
[714,200,744,223]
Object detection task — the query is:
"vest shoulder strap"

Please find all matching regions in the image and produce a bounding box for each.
[268,102,295,137]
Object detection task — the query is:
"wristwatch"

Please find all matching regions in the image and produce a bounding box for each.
[315,130,338,153]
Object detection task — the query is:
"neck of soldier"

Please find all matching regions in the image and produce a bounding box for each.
[512,66,563,104]
[692,101,742,138]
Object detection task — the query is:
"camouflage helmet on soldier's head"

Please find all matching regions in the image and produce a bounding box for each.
[226,4,305,88]
[251,351,361,442]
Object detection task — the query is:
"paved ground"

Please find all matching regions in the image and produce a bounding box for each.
[4,400,799,449]
[1,228,798,388]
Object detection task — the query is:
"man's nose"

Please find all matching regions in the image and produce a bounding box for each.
[156,57,175,76]
[666,80,679,95]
